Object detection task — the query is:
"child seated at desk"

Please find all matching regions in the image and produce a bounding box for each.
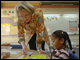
[39,30,75,59]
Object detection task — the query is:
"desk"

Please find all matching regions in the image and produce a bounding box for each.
[6,49,50,59]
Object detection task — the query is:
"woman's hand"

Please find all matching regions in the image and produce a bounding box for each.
[39,50,46,54]
[22,46,28,56]
[21,41,28,56]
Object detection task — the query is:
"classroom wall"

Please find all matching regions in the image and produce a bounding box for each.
[1,8,79,17]
[1,8,79,46]
[42,8,79,14]
[1,35,79,46]
[44,14,79,35]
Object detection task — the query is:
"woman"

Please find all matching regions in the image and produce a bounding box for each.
[14,1,50,56]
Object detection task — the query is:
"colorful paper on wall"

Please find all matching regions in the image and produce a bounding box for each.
[69,21,78,31]
[3,10,7,15]
[10,25,18,35]
[13,17,17,23]
[1,23,10,35]
[44,15,57,21]
[9,17,12,20]
[7,13,10,16]
[9,11,11,13]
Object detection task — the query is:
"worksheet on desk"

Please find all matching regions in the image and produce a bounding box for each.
[18,55,37,59]
[10,50,21,54]
[18,52,46,59]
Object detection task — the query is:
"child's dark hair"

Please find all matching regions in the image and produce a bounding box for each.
[52,30,75,54]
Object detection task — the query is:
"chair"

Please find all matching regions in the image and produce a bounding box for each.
[69,52,78,59]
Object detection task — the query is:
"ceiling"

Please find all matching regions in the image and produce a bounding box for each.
[1,1,40,4]
[42,2,79,5]
[1,1,79,5]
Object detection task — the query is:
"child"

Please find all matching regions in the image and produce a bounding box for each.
[39,30,75,59]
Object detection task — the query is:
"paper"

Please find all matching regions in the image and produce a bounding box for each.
[9,11,11,13]
[18,53,46,59]
[28,52,33,55]
[3,10,7,15]
[9,17,12,20]
[18,52,33,59]
[1,23,10,35]
[10,50,21,54]
[13,17,17,23]
[7,13,10,16]
[18,55,37,59]
[69,21,78,31]
[10,25,18,35]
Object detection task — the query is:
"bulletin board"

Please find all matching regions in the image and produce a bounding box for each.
[44,14,79,35]
[1,9,18,37]
[1,17,18,37]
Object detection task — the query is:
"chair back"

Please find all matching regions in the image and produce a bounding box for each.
[69,52,78,59]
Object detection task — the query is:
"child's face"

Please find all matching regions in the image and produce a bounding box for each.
[51,35,63,50]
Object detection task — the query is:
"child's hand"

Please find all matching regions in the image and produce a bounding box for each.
[39,50,46,54]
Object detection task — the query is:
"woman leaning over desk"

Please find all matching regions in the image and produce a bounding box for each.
[14,1,50,56]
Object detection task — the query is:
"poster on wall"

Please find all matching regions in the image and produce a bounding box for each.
[76,19,79,28]
[44,15,57,21]
[10,25,18,35]
[1,23,10,35]
[69,21,78,31]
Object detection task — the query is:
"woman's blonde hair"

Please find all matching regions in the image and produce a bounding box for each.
[14,1,35,18]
